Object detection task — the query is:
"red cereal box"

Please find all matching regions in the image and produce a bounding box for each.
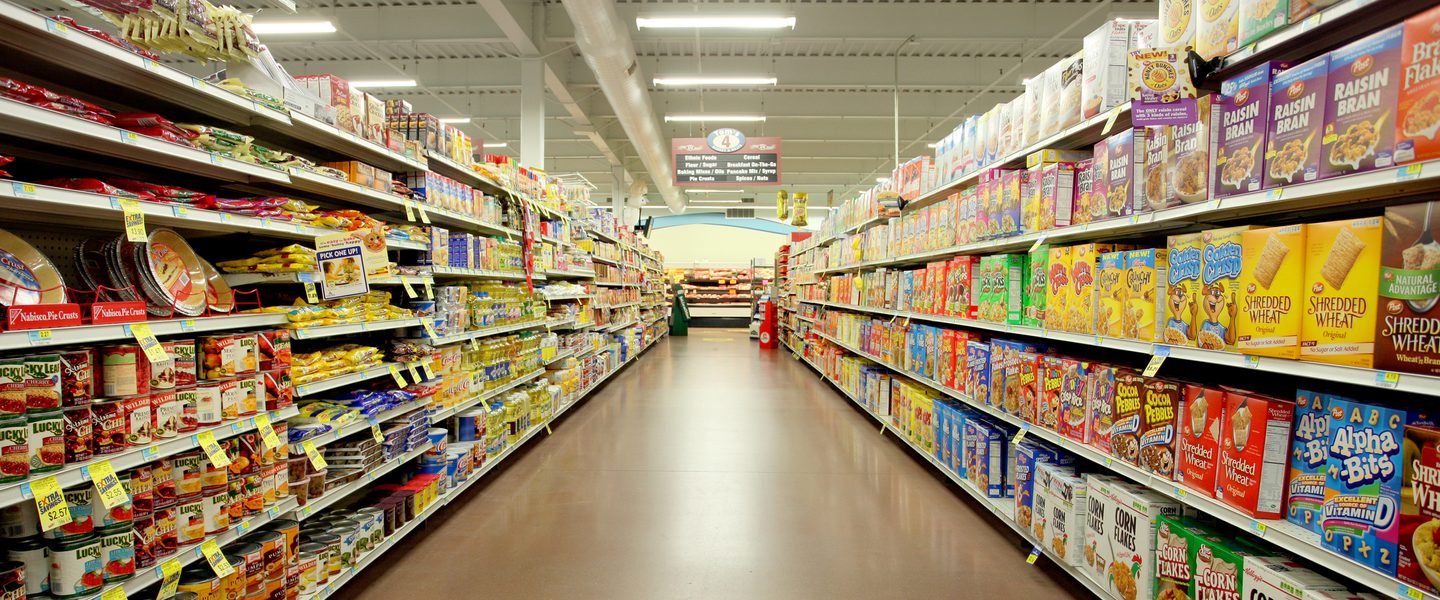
[1265,56,1330,188]
[1399,423,1440,593]
[1322,24,1403,179]
[1216,389,1295,519]
[1398,5,1440,166]
[1140,378,1181,479]
[1015,351,1041,425]
[1038,355,1064,432]
[1178,384,1224,496]
[1058,358,1090,442]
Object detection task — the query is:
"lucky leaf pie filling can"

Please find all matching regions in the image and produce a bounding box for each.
[26,410,63,474]
[47,535,103,597]
[98,528,134,583]
[0,415,28,483]
[24,354,62,413]
[44,488,95,542]
[100,346,150,398]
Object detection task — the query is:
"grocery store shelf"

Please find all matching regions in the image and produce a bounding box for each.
[591,255,620,266]
[287,441,434,521]
[542,293,593,301]
[544,349,575,365]
[424,153,504,194]
[0,313,288,352]
[429,266,530,281]
[1215,0,1433,79]
[605,320,638,332]
[545,317,576,329]
[421,206,520,238]
[423,320,548,346]
[551,320,596,331]
[292,398,428,450]
[594,281,640,288]
[223,272,434,287]
[291,318,423,340]
[595,301,640,310]
[295,362,405,397]
[258,112,428,174]
[432,369,547,421]
[543,269,597,279]
[587,228,619,244]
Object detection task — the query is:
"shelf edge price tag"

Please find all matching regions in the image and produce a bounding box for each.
[406,361,421,383]
[302,440,327,470]
[387,364,407,387]
[118,199,147,242]
[368,416,383,444]
[195,430,231,469]
[156,558,182,599]
[1101,105,1123,135]
[1401,584,1425,600]
[30,475,71,532]
[1243,355,1261,368]
[416,203,431,224]
[423,280,434,300]
[254,412,282,450]
[11,182,37,198]
[128,323,169,363]
[1248,520,1268,537]
[1012,424,1029,444]
[303,282,319,304]
[199,539,235,578]
[102,584,128,600]
[421,318,439,339]
[419,359,435,381]
[1026,546,1042,565]
[27,329,53,346]
[85,460,129,509]
[1028,235,1047,253]
[401,277,418,299]
[1398,163,1424,181]
[1142,355,1166,378]
[404,200,416,222]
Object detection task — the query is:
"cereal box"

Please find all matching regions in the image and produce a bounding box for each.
[1042,63,1064,138]
[1301,217,1383,368]
[976,419,1011,498]
[1141,125,1174,212]
[1024,246,1049,328]
[1140,378,1180,479]
[1398,5,1440,166]
[1376,200,1440,375]
[966,341,991,404]
[1125,248,1169,342]
[1400,423,1440,593]
[1092,140,1114,222]
[1158,0,1195,52]
[1014,441,1070,532]
[1266,56,1330,188]
[1217,389,1295,519]
[1191,531,1267,600]
[1155,515,1205,598]
[1288,0,1341,21]
[1046,246,1072,331]
[1243,557,1352,600]
[1169,94,1215,205]
[1083,475,1183,600]
[1216,61,1291,198]
[1238,0,1288,47]
[1074,158,1098,225]
[1045,470,1088,567]
[1058,358,1091,443]
[1097,251,1127,338]
[1197,226,1252,351]
[1040,162,1077,231]
[1070,244,1100,334]
[1084,19,1156,120]
[1323,24,1403,179]
[1014,351,1042,424]
[1059,51,1085,131]
[1039,355,1065,432]
[1197,0,1241,60]
[1032,457,1063,541]
[1111,370,1146,466]
[1323,398,1415,576]
[1088,364,1119,454]
[999,254,1026,325]
[1237,224,1306,358]
[1178,384,1224,496]
[1286,389,1332,534]
[1165,233,1205,346]
[1104,128,1146,219]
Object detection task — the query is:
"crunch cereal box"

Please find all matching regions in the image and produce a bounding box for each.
[1125,248,1169,342]
[1301,217,1383,368]
[1286,389,1332,534]
[1237,224,1306,359]
[1322,24,1403,179]
[1399,423,1440,593]
[1111,370,1146,467]
[1047,246,1072,331]
[1178,384,1224,496]
[1097,251,1128,338]
[1165,233,1205,347]
[1198,226,1253,351]
[1376,200,1440,376]
[1140,378,1180,479]
[1397,5,1440,166]
[1216,61,1291,198]
[1266,56,1330,188]
[1059,358,1091,443]
[1322,397,1413,576]
[1217,389,1295,519]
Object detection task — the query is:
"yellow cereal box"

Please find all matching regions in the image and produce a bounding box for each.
[1164,233,1205,346]
[1069,244,1123,334]
[1197,225,1255,351]
[1046,246,1072,331]
[1124,249,1169,341]
[1097,251,1128,338]
[1301,217,1383,367]
[1237,225,1306,358]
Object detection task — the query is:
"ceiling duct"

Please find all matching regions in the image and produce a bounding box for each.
[559,0,687,214]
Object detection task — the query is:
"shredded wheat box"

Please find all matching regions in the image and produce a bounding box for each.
[1237,224,1306,358]
[1083,476,1182,600]
[1375,200,1440,376]
[1286,389,1331,534]
[1399,423,1440,593]
[1178,383,1224,496]
[1217,389,1294,519]
[1301,217,1383,368]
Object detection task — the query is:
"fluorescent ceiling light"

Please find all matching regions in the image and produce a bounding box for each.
[250,20,335,34]
[348,79,416,89]
[654,76,777,86]
[686,189,746,193]
[483,142,507,148]
[439,117,471,124]
[664,114,766,123]
[636,16,796,29]
[690,199,744,204]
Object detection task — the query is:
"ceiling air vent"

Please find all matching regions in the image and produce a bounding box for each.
[726,208,756,219]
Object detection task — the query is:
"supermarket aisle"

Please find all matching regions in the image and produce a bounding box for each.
[343,331,1085,599]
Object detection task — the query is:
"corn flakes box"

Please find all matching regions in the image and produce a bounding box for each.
[1089,364,1119,454]
[1398,5,1440,166]
[1237,224,1306,358]
[1097,251,1128,338]
[1322,24,1403,179]
[1301,217,1383,367]
[1046,470,1089,567]
[1178,384,1224,496]
[1111,370,1146,466]
[1197,0,1241,60]
[1400,423,1440,593]
[1046,246,1072,331]
[1165,233,1205,346]
[1070,244,1100,334]
[1032,457,1063,541]
[1198,225,1253,351]
[1323,397,1413,576]
[1217,61,1291,198]
[1376,200,1440,375]
[1217,389,1294,519]
[1266,56,1330,188]
[1084,475,1183,600]
[1243,557,1352,600]
[1286,389,1332,534]
[1024,245,1050,328]
[1124,248,1169,342]
[1140,378,1181,479]
[1155,515,1209,599]
[1059,358,1091,443]
[1039,355,1065,432]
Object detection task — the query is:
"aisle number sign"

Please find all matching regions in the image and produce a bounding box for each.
[672,131,781,186]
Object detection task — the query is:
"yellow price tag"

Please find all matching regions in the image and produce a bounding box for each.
[388,364,407,387]
[157,558,182,599]
[1026,547,1041,564]
[302,440,327,470]
[254,413,281,450]
[129,323,168,363]
[118,199,147,242]
[422,319,439,338]
[29,475,71,532]
[1102,105,1123,135]
[303,282,319,304]
[419,359,435,381]
[468,338,480,352]
[368,416,383,444]
[199,539,235,578]
[406,362,421,383]
[401,277,418,299]
[423,280,434,300]
[195,431,231,468]
[404,200,416,222]
[416,203,431,224]
[1403,585,1425,600]
[86,460,129,509]
[1012,427,1028,444]
[102,584,127,600]
[1142,355,1166,378]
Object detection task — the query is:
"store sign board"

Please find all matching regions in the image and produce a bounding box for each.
[315,232,369,300]
[672,130,781,185]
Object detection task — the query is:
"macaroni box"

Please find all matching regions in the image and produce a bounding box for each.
[1198,225,1253,351]
[1088,364,1119,455]
[1322,398,1420,576]
[1242,557,1352,600]
[1047,246,1072,331]
[1321,24,1403,179]
[1178,383,1224,496]
[1217,389,1295,519]
[1024,246,1049,328]
[1301,217,1383,368]
[1237,224,1306,358]
[1399,423,1440,593]
[1038,355,1065,432]
[1111,370,1146,467]
[1165,233,1205,346]
[1140,378,1181,479]
[1059,358,1091,443]
[1266,56,1331,188]
[1286,389,1333,534]
[1045,470,1088,567]
[1216,61,1291,198]
[1083,475,1183,600]
[1375,200,1440,376]
[1097,251,1127,338]
[1397,5,1440,166]
[1124,248,1169,342]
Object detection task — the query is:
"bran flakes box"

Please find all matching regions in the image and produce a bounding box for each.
[1197,0,1241,60]
[1047,246,1072,331]
[1083,476,1183,600]
[1198,226,1252,352]
[1038,355,1065,432]
[1024,246,1049,328]
[1217,389,1295,519]
[1179,383,1224,496]
[1242,557,1352,600]
[1165,233,1205,347]
[1400,423,1440,592]
[1237,224,1306,359]
[1059,358,1092,443]
[1323,398,1416,576]
[1216,61,1291,198]
[1046,470,1089,567]
[1398,5,1440,166]
[1140,378,1181,479]
[1286,389,1332,534]
[1097,251,1128,338]
[1125,249,1169,342]
[1322,24,1403,179]
[1301,217,1383,368]
[1266,56,1331,188]
[1111,370,1146,467]
[1089,364,1119,455]
[1376,200,1440,376]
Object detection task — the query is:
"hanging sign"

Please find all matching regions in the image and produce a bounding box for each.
[672,130,781,185]
[315,232,369,300]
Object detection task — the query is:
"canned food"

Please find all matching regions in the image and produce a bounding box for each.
[152,458,175,510]
[224,542,261,592]
[97,528,133,583]
[173,452,204,498]
[248,530,285,581]
[257,472,275,508]
[219,380,241,421]
[0,559,21,600]
[262,575,282,600]
[128,465,153,516]
[257,332,289,372]
[235,377,259,418]
[0,415,28,483]
[295,548,320,593]
[90,401,125,457]
[7,536,49,595]
[172,341,197,388]
[152,506,177,558]
[262,519,298,565]
[95,474,132,532]
[131,513,154,569]
[354,508,385,551]
[151,344,176,391]
[242,474,263,515]
[151,391,179,439]
[306,471,325,501]
[100,346,149,398]
[61,406,91,465]
[193,383,222,427]
[58,350,94,408]
[226,480,244,521]
[202,489,229,535]
[325,524,358,569]
[262,372,291,412]
[26,410,63,474]
[269,464,287,502]
[46,536,102,597]
[177,564,219,600]
[201,450,229,495]
[24,355,62,413]
[120,395,151,447]
[175,497,204,546]
[176,387,199,433]
[43,488,94,541]
[302,532,340,577]
[0,360,25,416]
[232,434,258,477]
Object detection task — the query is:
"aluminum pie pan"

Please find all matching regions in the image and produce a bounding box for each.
[198,256,233,313]
[0,228,66,306]
[138,228,206,317]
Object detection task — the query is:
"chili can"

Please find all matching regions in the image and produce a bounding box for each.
[0,415,28,483]
[152,458,175,510]
[120,395,151,447]
[130,513,154,569]
[100,345,149,398]
[8,536,49,595]
[152,505,177,558]
[175,387,198,433]
[97,528,133,583]
[61,406,91,465]
[46,535,102,597]
[128,464,153,517]
[193,383,222,427]
[26,410,63,474]
[95,473,133,533]
[58,350,93,408]
[90,400,125,457]
[151,391,179,439]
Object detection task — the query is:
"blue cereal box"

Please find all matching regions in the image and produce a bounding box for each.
[1287,389,1331,534]
[966,341,992,405]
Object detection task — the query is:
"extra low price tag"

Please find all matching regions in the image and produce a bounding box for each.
[368,416,383,444]
[302,441,327,470]
[199,539,235,578]
[423,280,434,300]
[303,282,319,304]
[156,558,182,599]
[404,200,416,222]
[422,319,439,339]
[388,364,407,387]
[128,323,168,363]
[406,361,422,383]
[102,584,127,600]
[195,430,231,469]
[416,203,431,224]
[419,359,436,381]
[254,412,282,450]
[1142,355,1166,378]
[1026,546,1042,565]
[401,277,418,299]
[118,199,147,243]
[1012,424,1029,444]
[84,460,129,509]
[29,475,71,532]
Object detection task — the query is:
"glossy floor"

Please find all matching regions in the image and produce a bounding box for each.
[342,330,1088,599]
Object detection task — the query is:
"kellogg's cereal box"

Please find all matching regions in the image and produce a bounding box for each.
[1191,532,1268,600]
[1398,5,1440,166]
[1075,158,1098,225]
[1045,470,1089,567]
[1243,557,1352,600]
[1217,61,1291,198]
[1097,251,1128,338]
[1323,398,1413,576]
[1198,226,1252,351]
[1286,389,1332,534]
[1266,56,1330,188]
[1140,378,1181,479]
[1237,224,1306,358]
[1400,423,1440,593]
[1014,351,1042,424]
[1014,441,1068,531]
[1169,94,1215,205]
[1322,24,1403,179]
[1039,355,1065,432]
[1112,370,1146,467]
[1197,0,1241,60]
[1217,389,1295,519]
[1155,515,1206,599]
[1376,200,1440,376]
[1047,246,1072,330]
[1104,129,1146,219]
[1302,217,1383,368]
[1059,358,1092,443]
[1238,0,1289,47]
[1089,364,1120,454]
[1084,475,1183,600]
[1179,384,1225,496]
[1165,233,1205,346]
[1125,248,1169,342]
[1032,457,1062,541]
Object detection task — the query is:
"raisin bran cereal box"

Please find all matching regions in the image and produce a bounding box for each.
[1323,398,1422,576]
[1217,389,1295,519]
[1169,94,1215,205]
[1243,557,1352,600]
[1084,475,1183,600]
[1301,217,1383,368]
[1140,378,1181,479]
[1059,358,1092,443]
[1266,56,1330,188]
[1047,245,1072,331]
[1216,61,1291,198]
[1323,24,1403,179]
[1198,226,1252,352]
[1400,423,1440,592]
[1098,251,1128,338]
[1104,129,1146,219]
[1165,233,1205,347]
[1089,364,1120,455]
[1376,200,1440,376]
[1179,384,1225,496]
[1125,249,1169,342]
[1142,125,1174,212]
[1197,0,1241,60]
[1237,224,1306,359]
[1039,355,1065,432]
[1024,245,1049,328]
[1287,389,1332,534]
[1075,158,1098,225]
[1046,470,1089,567]
[1111,370,1146,467]
[1398,5,1440,166]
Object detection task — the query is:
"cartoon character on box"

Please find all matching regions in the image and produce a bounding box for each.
[1198,227,1249,351]
[1058,358,1091,443]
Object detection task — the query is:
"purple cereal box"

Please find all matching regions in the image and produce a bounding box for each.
[1266,55,1330,188]
[1215,61,1291,198]
[1104,128,1147,218]
[1142,125,1174,212]
[1321,24,1403,179]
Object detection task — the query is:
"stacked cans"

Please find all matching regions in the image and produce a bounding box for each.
[0,474,133,599]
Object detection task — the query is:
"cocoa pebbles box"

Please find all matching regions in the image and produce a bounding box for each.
[1376,200,1440,376]
[1216,61,1291,199]
[1266,56,1330,188]
[1322,24,1403,179]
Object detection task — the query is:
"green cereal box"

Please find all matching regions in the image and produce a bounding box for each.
[999,254,1027,325]
[1025,245,1050,328]
[1156,516,1267,600]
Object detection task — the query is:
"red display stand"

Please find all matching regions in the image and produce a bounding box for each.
[758,297,777,349]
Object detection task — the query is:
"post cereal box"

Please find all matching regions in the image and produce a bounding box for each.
[1059,358,1091,443]
[1111,370,1146,467]
[1217,389,1295,519]
[1243,557,1352,599]
[1093,140,1114,222]
[1238,0,1288,47]
[1197,0,1241,60]
[1089,364,1119,454]
[1322,24,1403,179]
[1287,390,1332,534]
[1098,251,1128,338]
[1083,475,1183,600]
[1323,398,1413,576]
[1400,424,1440,593]
[1165,233,1205,346]
[1266,56,1330,188]
[1039,355,1065,432]
[1140,378,1181,479]
[1070,244,1101,334]
[1198,226,1252,351]
[1025,246,1049,328]
[1104,129,1145,219]
[1047,246,1072,330]
[1179,384,1225,496]
[1158,0,1195,52]
[1216,61,1291,198]
[1237,224,1306,358]
[1302,217,1383,368]
[1046,471,1088,567]
[1376,200,1440,376]
[1124,249,1168,342]
[1398,5,1440,166]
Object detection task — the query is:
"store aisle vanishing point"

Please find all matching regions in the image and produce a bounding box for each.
[341,330,1087,599]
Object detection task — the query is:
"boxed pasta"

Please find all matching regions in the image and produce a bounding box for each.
[1400,423,1440,593]
[1286,389,1332,534]
[1124,248,1169,342]
[1165,233,1205,346]
[1301,217,1383,368]
[1111,369,1146,466]
[1322,24,1403,179]
[1088,364,1119,454]
[1178,383,1224,496]
[1237,224,1306,358]
[1097,251,1127,338]
[1398,5,1440,166]
[1266,56,1331,188]
[1158,0,1195,51]
[1376,200,1440,375]
[1243,557,1352,600]
[1083,475,1183,600]
[1323,397,1421,576]
[1168,93,1215,205]
[1046,245,1072,331]
[1058,358,1091,443]
[1044,469,1088,567]
[1140,378,1180,479]
[1197,0,1241,60]
[1216,61,1291,198]
[1216,389,1294,519]
[1197,225,1252,352]
[1141,125,1174,212]
[296,75,355,133]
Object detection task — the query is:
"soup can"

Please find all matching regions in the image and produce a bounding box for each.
[223,542,262,593]
[149,346,175,391]
[131,513,154,569]
[177,564,219,600]
[7,536,49,595]
[95,473,133,532]
[172,451,204,499]
[98,528,133,583]
[151,391,179,439]
[120,395,151,447]
[128,464,154,516]
[354,508,385,551]
[171,340,197,388]
[25,410,63,475]
[295,546,321,593]
[42,487,94,542]
[152,505,177,558]
[0,415,28,483]
[176,387,199,433]
[152,458,176,510]
[202,489,230,535]
[325,524,359,569]
[100,345,149,398]
[219,379,241,421]
[90,400,125,456]
[46,535,102,597]
[193,383,222,427]
[61,406,91,464]
[175,496,204,546]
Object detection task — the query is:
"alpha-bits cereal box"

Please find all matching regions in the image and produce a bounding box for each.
[1044,470,1088,567]
[1046,246,1072,330]
[1237,224,1306,358]
[1088,364,1119,454]
[1024,245,1049,328]
[1139,378,1180,479]
[1059,358,1091,443]
[1097,251,1127,338]
[1111,370,1146,467]
[1124,249,1169,342]
[1178,384,1224,496]
[1398,5,1440,166]
[1323,397,1414,576]
[1216,389,1295,519]
[1197,226,1252,351]
[1376,200,1440,376]
[1083,476,1183,600]
[1400,423,1440,593]
[1266,56,1330,188]
[1243,557,1352,600]
[1216,61,1291,198]
[1286,389,1332,534]
[1165,233,1205,346]
[1301,217,1383,367]
[1197,0,1241,60]
[1322,24,1403,179]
